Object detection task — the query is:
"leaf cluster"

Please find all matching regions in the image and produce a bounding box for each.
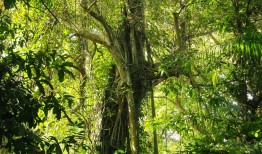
[0,11,78,152]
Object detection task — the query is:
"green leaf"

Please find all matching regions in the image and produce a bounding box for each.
[65,145,70,153]
[63,95,74,108]
[212,70,219,87]
[47,144,55,153]
[36,80,45,95]
[34,67,41,78]
[63,68,75,79]
[55,144,63,154]
[53,106,61,120]
[43,104,49,117]
[62,62,79,70]
[114,149,125,154]
[254,130,260,138]
[40,79,54,90]
[58,69,64,82]
[26,65,32,79]
[61,62,74,67]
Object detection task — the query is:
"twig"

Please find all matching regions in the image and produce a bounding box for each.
[40,0,60,23]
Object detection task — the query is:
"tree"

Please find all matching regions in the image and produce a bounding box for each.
[1,0,262,153]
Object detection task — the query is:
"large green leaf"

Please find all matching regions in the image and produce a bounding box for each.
[58,69,65,82]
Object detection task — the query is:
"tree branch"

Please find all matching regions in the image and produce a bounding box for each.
[75,29,111,49]
[173,12,182,50]
[40,0,60,23]
[209,33,220,45]
[185,30,217,40]
[81,2,115,45]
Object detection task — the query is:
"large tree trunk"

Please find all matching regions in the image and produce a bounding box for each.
[78,0,163,153]
[100,0,147,153]
[119,1,146,153]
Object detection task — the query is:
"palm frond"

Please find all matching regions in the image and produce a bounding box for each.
[203,32,262,65]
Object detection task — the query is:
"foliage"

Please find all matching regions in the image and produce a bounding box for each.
[1,0,262,153]
[0,5,78,152]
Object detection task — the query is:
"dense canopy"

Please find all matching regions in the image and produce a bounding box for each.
[0,0,262,153]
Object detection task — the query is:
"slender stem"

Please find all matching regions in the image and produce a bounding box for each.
[40,0,60,23]
[150,82,158,154]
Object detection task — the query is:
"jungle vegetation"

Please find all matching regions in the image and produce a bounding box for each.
[0,0,262,153]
